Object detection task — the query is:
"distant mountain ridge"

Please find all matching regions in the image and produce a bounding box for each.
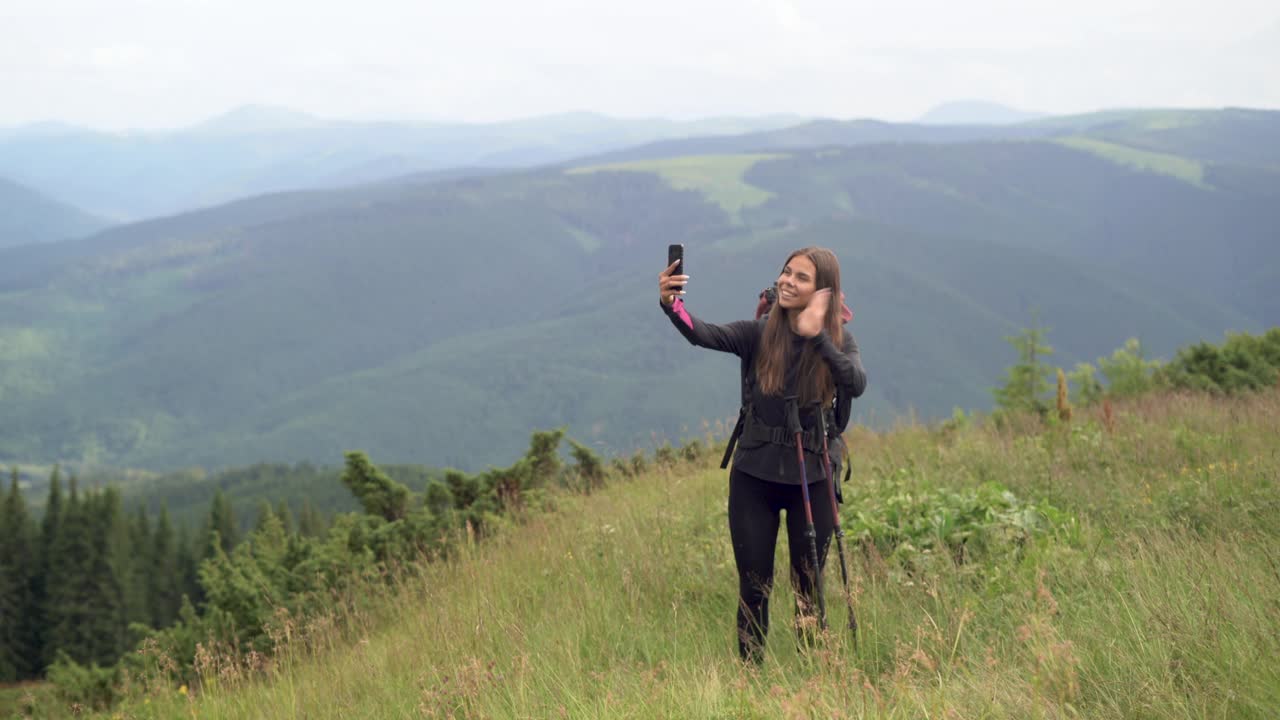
[0,176,109,248]
[916,100,1046,125]
[568,117,1056,166]
[190,104,337,134]
[0,109,808,222]
[0,107,1275,473]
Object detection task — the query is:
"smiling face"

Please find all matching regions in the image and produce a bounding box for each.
[775,253,819,311]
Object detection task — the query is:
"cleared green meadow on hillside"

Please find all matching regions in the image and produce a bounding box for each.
[569,154,781,220]
[89,388,1280,720]
[1053,137,1208,188]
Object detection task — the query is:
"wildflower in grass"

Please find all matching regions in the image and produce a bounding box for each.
[1056,368,1073,423]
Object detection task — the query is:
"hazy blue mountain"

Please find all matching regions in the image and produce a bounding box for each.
[569,118,1058,166]
[1060,108,1280,168]
[0,110,807,222]
[574,108,1280,168]
[190,104,338,134]
[916,101,1046,125]
[0,176,110,248]
[0,121,87,139]
[0,109,1274,474]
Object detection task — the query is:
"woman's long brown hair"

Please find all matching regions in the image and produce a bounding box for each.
[755,247,844,405]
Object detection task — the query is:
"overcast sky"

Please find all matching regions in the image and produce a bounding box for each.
[4,0,1279,130]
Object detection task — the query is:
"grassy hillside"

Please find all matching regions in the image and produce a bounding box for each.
[1052,137,1208,188]
[90,388,1280,719]
[1034,108,1280,169]
[0,110,1276,471]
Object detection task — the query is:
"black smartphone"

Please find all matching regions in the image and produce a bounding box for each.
[667,243,684,287]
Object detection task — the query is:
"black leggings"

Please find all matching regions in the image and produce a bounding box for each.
[728,467,834,661]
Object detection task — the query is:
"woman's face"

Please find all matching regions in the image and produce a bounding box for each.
[775,254,819,311]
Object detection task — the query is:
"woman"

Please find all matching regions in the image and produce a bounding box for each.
[658,247,867,662]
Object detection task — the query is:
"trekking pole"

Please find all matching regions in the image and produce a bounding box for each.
[786,398,827,633]
[818,410,858,641]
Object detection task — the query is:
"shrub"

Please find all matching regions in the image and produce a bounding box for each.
[1066,362,1103,406]
[653,443,677,467]
[846,482,1069,581]
[340,451,410,521]
[678,438,705,463]
[1098,338,1163,397]
[568,439,607,491]
[629,450,649,476]
[48,652,120,712]
[1161,328,1280,393]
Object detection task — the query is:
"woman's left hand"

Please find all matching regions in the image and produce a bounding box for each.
[794,289,831,337]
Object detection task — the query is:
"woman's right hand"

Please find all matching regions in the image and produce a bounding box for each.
[659,260,689,306]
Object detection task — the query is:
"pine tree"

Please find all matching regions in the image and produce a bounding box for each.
[123,507,153,631]
[275,500,294,536]
[993,322,1054,417]
[253,500,276,534]
[297,499,325,538]
[87,488,129,664]
[0,469,36,680]
[149,504,181,628]
[31,467,63,671]
[44,476,94,665]
[174,524,203,609]
[204,490,239,557]
[44,481,129,666]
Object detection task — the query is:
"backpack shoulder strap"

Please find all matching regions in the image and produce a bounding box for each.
[720,295,774,469]
[720,355,756,469]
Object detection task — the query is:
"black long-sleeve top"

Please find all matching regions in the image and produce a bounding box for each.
[662,297,867,485]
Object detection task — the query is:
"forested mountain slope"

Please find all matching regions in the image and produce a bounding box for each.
[0,109,1274,471]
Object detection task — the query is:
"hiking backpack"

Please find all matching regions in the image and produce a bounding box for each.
[719,286,853,499]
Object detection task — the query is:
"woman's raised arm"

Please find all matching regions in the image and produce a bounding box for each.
[658,260,757,357]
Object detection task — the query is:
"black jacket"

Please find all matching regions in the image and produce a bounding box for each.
[662,298,867,484]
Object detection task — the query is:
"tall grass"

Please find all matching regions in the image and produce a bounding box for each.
[100,389,1280,719]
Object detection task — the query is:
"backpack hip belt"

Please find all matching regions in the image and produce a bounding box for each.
[719,403,831,469]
